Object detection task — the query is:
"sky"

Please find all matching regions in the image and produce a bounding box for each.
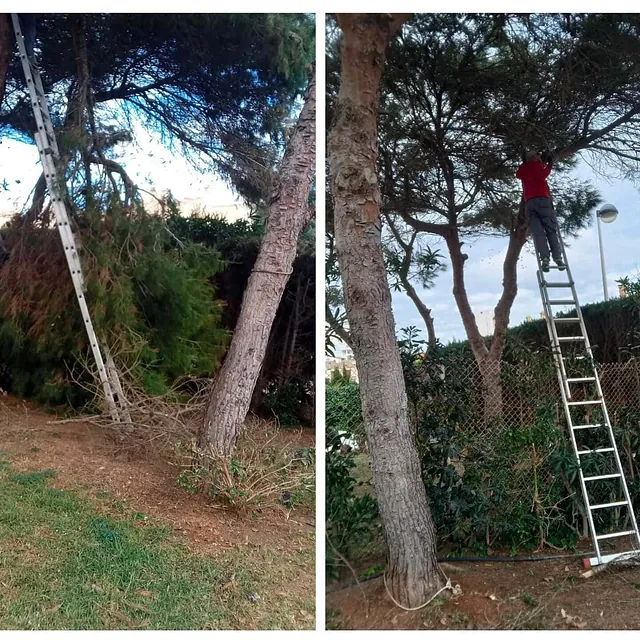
[0,124,242,219]
[392,163,640,345]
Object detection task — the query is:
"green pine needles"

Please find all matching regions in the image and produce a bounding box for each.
[0,205,228,407]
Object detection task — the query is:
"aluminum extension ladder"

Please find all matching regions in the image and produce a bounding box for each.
[11,14,127,423]
[536,233,640,568]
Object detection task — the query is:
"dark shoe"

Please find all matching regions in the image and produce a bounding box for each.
[541,258,550,272]
[555,258,566,271]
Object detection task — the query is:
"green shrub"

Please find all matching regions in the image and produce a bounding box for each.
[262,379,305,427]
[325,392,378,581]
[0,206,228,405]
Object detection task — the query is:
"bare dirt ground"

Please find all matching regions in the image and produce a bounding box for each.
[327,551,640,630]
[0,395,315,628]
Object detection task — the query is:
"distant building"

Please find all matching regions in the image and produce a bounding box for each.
[333,343,354,360]
[326,357,359,383]
[477,310,494,337]
[143,193,250,222]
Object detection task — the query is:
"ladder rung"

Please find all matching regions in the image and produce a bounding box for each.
[596,530,636,540]
[590,500,629,510]
[572,423,603,430]
[544,282,573,288]
[568,399,601,406]
[563,356,588,360]
[584,473,621,482]
[557,336,586,342]
[548,299,576,305]
[547,265,566,270]
[577,447,614,455]
[553,317,580,323]
[567,377,596,383]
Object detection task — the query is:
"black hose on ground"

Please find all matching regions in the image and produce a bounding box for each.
[326,552,592,594]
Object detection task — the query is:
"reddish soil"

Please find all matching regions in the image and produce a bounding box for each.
[327,555,640,630]
[0,395,315,555]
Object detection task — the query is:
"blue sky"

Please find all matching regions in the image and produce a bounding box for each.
[392,162,640,344]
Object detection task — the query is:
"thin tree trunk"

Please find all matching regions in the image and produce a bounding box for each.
[199,69,316,457]
[285,276,304,378]
[443,210,528,422]
[400,274,437,350]
[329,13,444,608]
[0,14,11,108]
[326,302,353,349]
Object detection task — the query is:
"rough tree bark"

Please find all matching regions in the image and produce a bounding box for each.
[199,68,316,457]
[329,13,444,608]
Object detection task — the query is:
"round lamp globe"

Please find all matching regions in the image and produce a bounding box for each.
[598,204,618,224]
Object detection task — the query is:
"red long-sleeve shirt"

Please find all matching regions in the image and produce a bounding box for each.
[516,159,552,201]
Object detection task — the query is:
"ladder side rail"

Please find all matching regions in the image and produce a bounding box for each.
[30,73,60,157]
[593,376,640,547]
[558,225,640,548]
[12,16,60,157]
[45,165,120,422]
[12,14,120,422]
[536,250,572,398]
[537,232,603,561]
[538,273,568,394]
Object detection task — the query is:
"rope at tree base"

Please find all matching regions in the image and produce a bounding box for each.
[383,564,461,611]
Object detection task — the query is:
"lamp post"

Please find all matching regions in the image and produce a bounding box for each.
[596,203,618,301]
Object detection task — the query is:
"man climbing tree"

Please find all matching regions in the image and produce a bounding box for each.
[199,67,316,457]
[516,150,565,273]
[328,13,446,608]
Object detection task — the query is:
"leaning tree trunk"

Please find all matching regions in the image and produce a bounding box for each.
[329,13,444,608]
[199,69,316,457]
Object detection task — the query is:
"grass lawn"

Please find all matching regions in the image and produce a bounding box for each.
[0,453,313,630]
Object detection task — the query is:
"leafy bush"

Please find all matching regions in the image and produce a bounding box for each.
[0,206,228,405]
[262,378,306,427]
[325,393,378,581]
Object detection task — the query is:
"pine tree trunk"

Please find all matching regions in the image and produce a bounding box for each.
[329,13,443,608]
[478,357,503,423]
[199,69,315,457]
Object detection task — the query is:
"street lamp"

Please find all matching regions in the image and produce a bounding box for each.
[596,203,618,301]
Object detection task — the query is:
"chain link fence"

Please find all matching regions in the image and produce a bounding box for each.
[326,355,640,550]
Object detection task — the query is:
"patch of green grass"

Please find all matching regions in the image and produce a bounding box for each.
[0,462,313,630]
[9,470,57,485]
[521,590,537,607]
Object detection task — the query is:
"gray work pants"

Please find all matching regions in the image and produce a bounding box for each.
[526,196,562,262]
